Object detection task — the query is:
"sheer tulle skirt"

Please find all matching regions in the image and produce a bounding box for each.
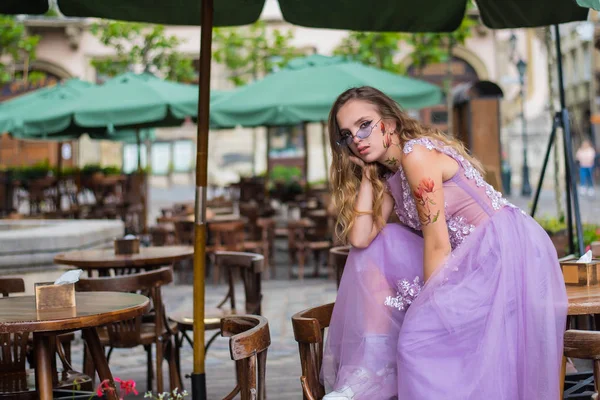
[321,208,567,400]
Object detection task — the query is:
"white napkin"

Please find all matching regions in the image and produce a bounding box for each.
[124,234,137,240]
[54,269,83,285]
[577,250,593,263]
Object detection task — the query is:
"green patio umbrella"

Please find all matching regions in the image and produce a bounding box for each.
[0,77,156,142]
[211,54,442,128]
[0,0,49,15]
[72,72,207,130]
[52,2,595,399]
[0,78,104,137]
[56,0,590,30]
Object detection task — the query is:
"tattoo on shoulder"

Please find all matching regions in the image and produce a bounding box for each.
[413,177,440,226]
[384,157,399,166]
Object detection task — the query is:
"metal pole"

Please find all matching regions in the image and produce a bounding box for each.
[191,0,213,398]
[520,73,532,197]
[554,24,585,256]
[531,114,559,217]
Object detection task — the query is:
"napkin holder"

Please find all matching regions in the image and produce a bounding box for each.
[560,259,600,286]
[114,237,140,255]
[35,282,76,310]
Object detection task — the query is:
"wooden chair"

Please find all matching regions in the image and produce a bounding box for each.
[329,246,350,289]
[170,252,264,379]
[243,218,276,279]
[75,267,181,393]
[208,220,247,284]
[173,220,195,245]
[149,224,175,246]
[288,219,331,280]
[562,330,600,399]
[220,315,271,400]
[291,303,335,400]
[0,281,92,398]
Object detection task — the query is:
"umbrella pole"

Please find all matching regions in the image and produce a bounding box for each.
[321,121,329,185]
[302,122,309,188]
[56,141,63,213]
[136,128,148,235]
[192,0,213,398]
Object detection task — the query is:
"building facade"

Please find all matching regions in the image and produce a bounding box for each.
[1,2,586,192]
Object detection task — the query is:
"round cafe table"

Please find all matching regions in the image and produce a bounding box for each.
[0,292,149,400]
[54,246,193,275]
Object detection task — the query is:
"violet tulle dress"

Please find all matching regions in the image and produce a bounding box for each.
[321,138,568,400]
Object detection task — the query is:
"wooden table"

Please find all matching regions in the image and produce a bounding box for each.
[156,213,244,224]
[54,246,193,275]
[0,292,149,400]
[567,285,600,315]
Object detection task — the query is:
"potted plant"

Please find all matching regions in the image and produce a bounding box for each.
[536,215,569,257]
[269,165,303,202]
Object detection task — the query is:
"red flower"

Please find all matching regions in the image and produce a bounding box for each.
[420,178,435,193]
[383,133,392,149]
[96,379,114,396]
[413,187,424,201]
[115,377,138,395]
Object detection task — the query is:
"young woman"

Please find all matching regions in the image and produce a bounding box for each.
[321,86,567,399]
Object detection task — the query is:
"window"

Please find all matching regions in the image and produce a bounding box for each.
[151,142,172,175]
[173,140,194,172]
[431,110,449,124]
[123,144,147,173]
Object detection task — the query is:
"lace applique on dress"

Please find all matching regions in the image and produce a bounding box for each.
[384,276,422,311]
[403,137,510,211]
[447,214,476,249]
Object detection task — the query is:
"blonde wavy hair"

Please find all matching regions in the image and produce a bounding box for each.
[328,86,484,244]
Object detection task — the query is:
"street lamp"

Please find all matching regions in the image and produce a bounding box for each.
[510,32,532,197]
[516,58,532,197]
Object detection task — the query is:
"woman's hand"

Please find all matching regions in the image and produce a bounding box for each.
[349,155,375,180]
[348,155,366,169]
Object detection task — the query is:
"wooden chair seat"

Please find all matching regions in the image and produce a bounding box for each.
[171,308,238,332]
[172,252,264,374]
[97,321,179,347]
[306,241,331,250]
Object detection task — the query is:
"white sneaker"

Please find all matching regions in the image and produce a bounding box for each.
[580,187,588,195]
[323,386,355,399]
[589,188,595,196]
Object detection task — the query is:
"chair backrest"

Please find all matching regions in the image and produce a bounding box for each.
[150,224,171,246]
[0,278,25,297]
[209,221,246,251]
[329,246,351,289]
[214,251,264,315]
[76,267,173,347]
[291,302,335,400]
[173,220,194,245]
[220,315,271,400]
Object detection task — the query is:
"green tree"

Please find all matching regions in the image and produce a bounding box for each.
[90,21,195,82]
[333,32,405,74]
[212,20,300,86]
[0,16,40,84]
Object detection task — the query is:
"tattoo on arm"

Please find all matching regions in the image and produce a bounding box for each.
[413,177,440,226]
